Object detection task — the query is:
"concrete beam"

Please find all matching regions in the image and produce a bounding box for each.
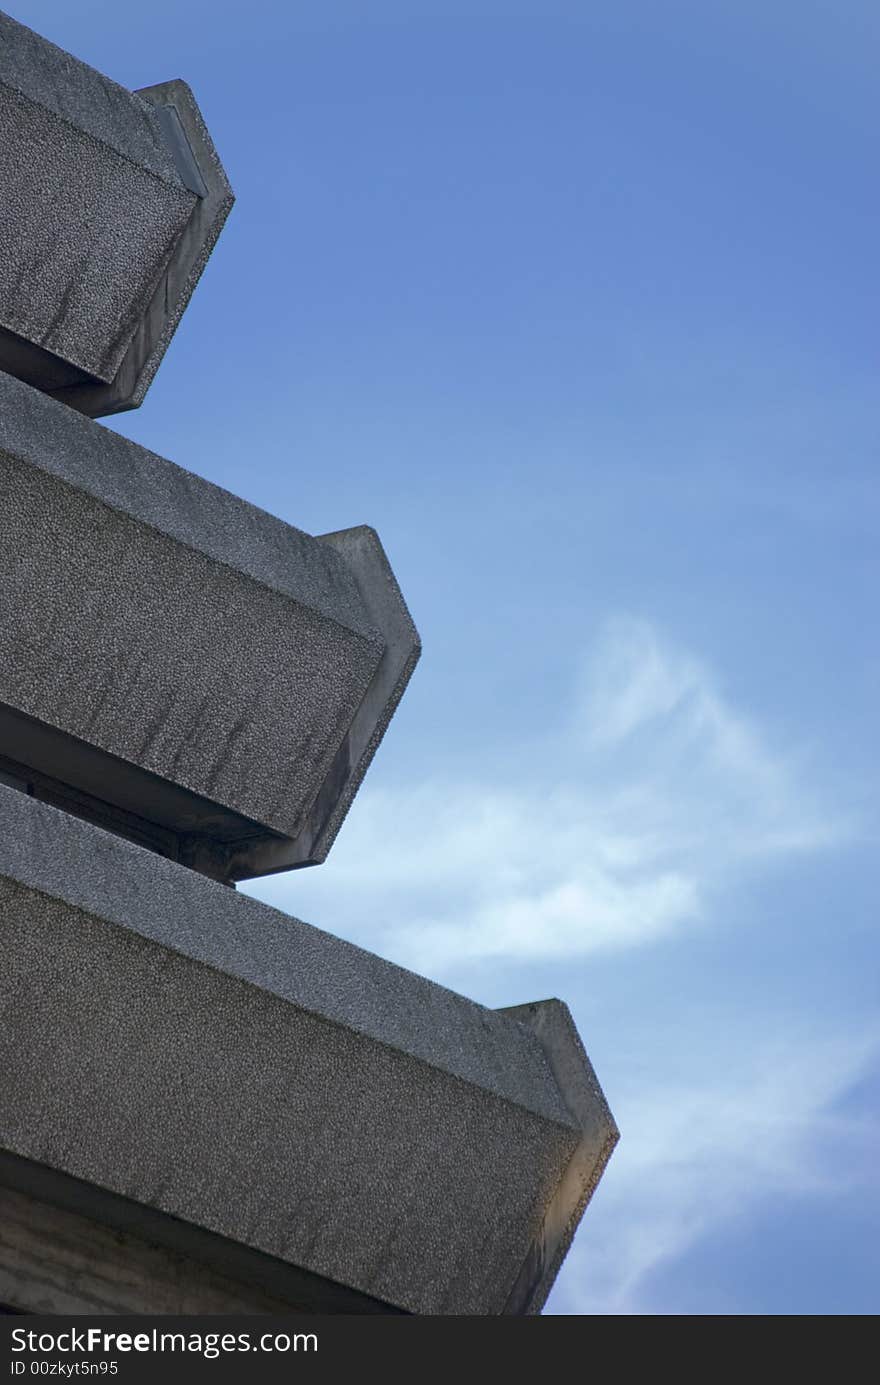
[0,12,233,416]
[0,788,617,1315]
[0,373,420,881]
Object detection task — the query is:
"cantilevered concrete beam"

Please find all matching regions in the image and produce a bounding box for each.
[0,788,617,1315]
[0,12,233,416]
[0,373,420,881]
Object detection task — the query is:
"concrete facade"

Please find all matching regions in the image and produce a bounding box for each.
[0,11,618,1315]
[0,372,420,881]
[0,12,233,416]
[0,788,618,1315]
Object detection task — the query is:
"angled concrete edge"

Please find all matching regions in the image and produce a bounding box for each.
[302,524,421,864]
[49,78,235,418]
[499,1000,620,1314]
[0,373,419,880]
[0,788,616,1313]
[229,522,422,874]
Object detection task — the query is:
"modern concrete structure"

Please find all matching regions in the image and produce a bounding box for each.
[0,11,233,417]
[0,12,618,1315]
[0,789,618,1315]
[0,371,420,882]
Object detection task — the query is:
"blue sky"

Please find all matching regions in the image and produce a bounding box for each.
[17,0,878,1313]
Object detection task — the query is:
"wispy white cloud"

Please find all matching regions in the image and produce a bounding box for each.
[244,615,867,1314]
[248,615,849,973]
[549,1026,880,1315]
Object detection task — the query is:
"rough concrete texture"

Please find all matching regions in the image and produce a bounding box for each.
[0,372,420,880]
[0,789,617,1315]
[0,12,233,416]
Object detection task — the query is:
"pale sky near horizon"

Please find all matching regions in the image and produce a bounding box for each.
[16,0,879,1313]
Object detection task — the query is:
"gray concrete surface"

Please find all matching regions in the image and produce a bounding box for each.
[0,372,420,880]
[0,12,233,416]
[0,788,617,1314]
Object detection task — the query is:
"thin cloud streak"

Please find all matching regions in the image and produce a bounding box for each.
[243,620,866,1315]
[550,1026,880,1315]
[249,616,850,974]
